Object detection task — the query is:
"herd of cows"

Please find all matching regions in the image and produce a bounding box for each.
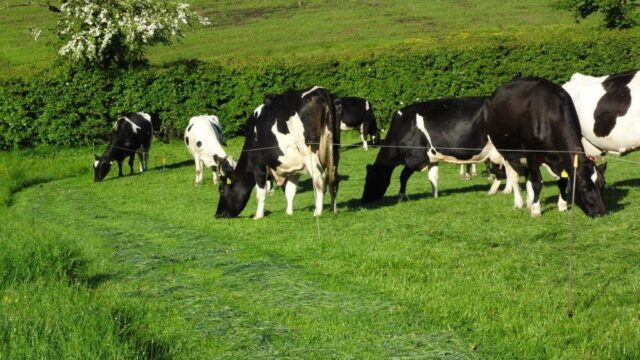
[93,69,640,219]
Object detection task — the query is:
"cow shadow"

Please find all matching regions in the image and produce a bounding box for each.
[340,142,366,152]
[541,185,630,214]
[151,159,192,171]
[297,175,351,191]
[319,183,491,212]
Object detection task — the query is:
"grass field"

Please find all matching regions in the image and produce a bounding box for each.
[0,0,609,77]
[2,133,640,358]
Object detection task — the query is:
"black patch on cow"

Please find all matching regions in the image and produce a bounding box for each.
[185,136,189,146]
[196,140,202,148]
[187,123,194,132]
[593,71,635,137]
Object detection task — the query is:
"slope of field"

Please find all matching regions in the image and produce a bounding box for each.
[2,134,639,358]
[0,0,603,77]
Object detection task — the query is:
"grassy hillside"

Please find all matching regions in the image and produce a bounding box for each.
[1,134,640,358]
[0,0,608,77]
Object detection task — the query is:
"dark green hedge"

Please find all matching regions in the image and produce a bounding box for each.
[1,33,639,150]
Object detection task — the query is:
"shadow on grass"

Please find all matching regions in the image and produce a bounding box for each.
[322,183,491,212]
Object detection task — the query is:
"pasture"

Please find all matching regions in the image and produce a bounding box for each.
[2,133,640,358]
[0,0,605,78]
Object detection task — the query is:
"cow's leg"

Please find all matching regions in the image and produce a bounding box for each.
[143,150,149,171]
[470,163,477,177]
[504,161,523,209]
[194,157,203,185]
[138,151,144,173]
[488,178,501,195]
[304,153,325,217]
[528,166,543,217]
[128,155,134,175]
[428,164,439,198]
[398,166,414,201]
[360,125,368,150]
[117,160,123,177]
[459,165,466,179]
[254,184,267,220]
[557,177,568,212]
[526,180,534,208]
[284,176,299,215]
[329,175,339,214]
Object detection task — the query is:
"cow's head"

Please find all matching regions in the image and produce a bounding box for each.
[214,155,251,218]
[572,160,607,217]
[93,155,112,182]
[361,163,394,203]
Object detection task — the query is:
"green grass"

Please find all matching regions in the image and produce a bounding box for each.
[2,133,640,358]
[0,0,614,77]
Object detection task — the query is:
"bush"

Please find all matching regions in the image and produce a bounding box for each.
[2,33,640,150]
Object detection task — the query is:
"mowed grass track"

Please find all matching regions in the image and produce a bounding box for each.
[0,0,597,77]
[2,133,640,358]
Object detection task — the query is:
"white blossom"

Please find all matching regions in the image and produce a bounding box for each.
[55,0,210,66]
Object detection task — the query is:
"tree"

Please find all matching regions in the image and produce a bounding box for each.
[52,0,209,68]
[554,0,638,28]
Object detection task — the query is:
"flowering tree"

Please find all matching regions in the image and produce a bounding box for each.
[54,0,210,67]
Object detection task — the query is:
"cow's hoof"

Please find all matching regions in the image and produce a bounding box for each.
[398,193,409,201]
[530,203,542,217]
[253,214,264,220]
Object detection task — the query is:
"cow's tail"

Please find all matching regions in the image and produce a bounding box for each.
[325,93,341,185]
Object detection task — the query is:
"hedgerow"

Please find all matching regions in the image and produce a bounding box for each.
[1,33,639,150]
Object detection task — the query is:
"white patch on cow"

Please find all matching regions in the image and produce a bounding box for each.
[123,117,141,134]
[340,123,353,131]
[397,111,402,116]
[138,112,152,122]
[271,113,308,177]
[94,160,99,168]
[591,165,598,184]
[253,126,258,141]
[563,72,640,155]
[254,104,265,118]
[301,86,322,99]
[365,101,370,111]
[415,113,495,164]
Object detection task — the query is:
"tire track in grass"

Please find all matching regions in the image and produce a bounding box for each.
[12,176,478,359]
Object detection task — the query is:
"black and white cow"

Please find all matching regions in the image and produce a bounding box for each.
[215,86,342,219]
[339,97,381,150]
[563,70,640,156]
[94,112,154,182]
[486,77,606,217]
[184,115,234,185]
[361,96,504,203]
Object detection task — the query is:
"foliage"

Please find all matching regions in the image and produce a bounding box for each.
[554,0,639,28]
[54,0,209,68]
[2,33,640,150]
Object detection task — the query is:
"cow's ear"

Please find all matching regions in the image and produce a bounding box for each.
[213,154,221,164]
[598,162,607,174]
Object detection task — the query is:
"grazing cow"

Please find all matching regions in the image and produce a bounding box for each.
[215,86,342,219]
[486,77,606,217]
[361,96,505,203]
[184,115,234,185]
[562,70,640,156]
[94,112,154,182]
[339,97,381,150]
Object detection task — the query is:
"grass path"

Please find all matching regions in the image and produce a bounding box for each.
[3,135,640,357]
